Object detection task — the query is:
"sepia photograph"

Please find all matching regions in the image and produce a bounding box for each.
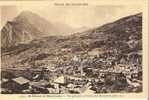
[0,5,145,95]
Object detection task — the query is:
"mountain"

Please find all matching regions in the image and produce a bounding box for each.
[1,11,74,48]
[72,13,142,53]
[1,13,142,68]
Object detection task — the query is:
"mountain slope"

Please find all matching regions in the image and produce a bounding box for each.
[1,11,74,48]
[72,13,142,53]
[1,13,142,68]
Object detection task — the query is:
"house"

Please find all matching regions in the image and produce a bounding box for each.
[66,75,82,81]
[69,87,81,94]
[88,49,100,57]
[119,57,127,64]
[2,77,30,93]
[1,88,13,94]
[30,80,50,93]
[67,83,90,94]
[1,78,9,89]
[72,55,80,62]
[82,85,95,95]
[1,78,9,83]
[54,75,65,84]
[61,48,72,52]
[47,88,59,94]
[30,80,50,88]
[52,75,66,93]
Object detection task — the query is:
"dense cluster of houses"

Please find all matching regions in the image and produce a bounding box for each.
[1,48,142,94]
[1,73,91,94]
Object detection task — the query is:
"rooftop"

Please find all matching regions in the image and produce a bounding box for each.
[54,76,65,84]
[12,77,29,85]
[30,80,50,88]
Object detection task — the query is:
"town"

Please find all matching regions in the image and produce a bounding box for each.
[1,47,142,94]
[1,11,142,94]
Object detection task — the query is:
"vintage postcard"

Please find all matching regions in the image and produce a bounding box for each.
[0,0,148,99]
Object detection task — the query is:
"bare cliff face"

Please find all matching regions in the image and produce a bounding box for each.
[1,11,74,48]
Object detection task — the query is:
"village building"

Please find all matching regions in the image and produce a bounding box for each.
[30,80,50,93]
[1,78,9,84]
[2,77,30,93]
[88,49,101,57]
[54,75,65,84]
[61,48,73,53]
[53,75,66,93]
[47,88,59,94]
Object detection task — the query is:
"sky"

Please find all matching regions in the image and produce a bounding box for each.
[0,5,142,29]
